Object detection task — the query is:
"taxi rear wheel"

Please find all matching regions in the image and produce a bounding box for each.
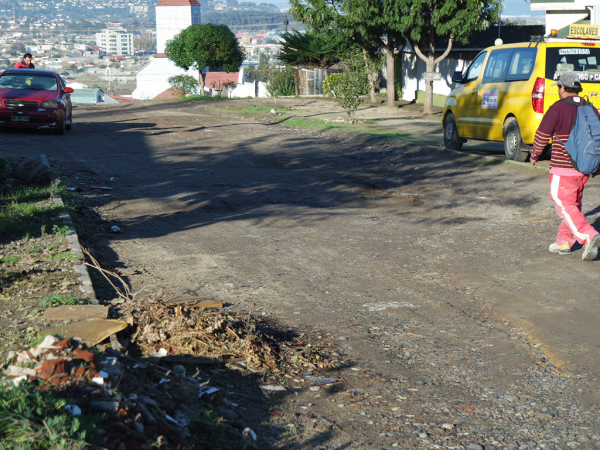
[503,118,529,162]
[443,113,463,150]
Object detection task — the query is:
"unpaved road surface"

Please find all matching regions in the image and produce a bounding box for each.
[5,98,600,449]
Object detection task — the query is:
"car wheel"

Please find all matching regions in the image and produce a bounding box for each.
[55,119,66,135]
[443,113,463,150]
[503,118,529,162]
[65,114,72,131]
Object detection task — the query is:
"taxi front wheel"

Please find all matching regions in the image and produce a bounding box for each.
[503,118,529,162]
[443,113,463,150]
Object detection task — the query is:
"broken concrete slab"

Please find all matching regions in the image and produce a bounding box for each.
[40,319,128,346]
[40,305,109,322]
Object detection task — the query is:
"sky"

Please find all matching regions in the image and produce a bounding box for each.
[269,0,545,17]
[502,0,544,16]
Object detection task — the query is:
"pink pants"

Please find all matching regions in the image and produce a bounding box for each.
[549,174,599,246]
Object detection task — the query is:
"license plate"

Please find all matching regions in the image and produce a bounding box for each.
[11,115,29,122]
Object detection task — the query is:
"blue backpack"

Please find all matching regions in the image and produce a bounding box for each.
[557,97,600,174]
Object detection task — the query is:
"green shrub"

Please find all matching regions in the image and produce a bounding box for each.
[168,74,199,97]
[266,66,295,98]
[335,48,369,121]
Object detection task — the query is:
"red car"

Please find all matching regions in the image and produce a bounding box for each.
[0,69,73,135]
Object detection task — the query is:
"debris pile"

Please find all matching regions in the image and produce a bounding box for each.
[131,300,347,375]
[0,298,349,449]
[1,335,259,449]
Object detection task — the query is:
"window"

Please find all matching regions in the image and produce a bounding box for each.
[507,48,537,82]
[465,52,487,82]
[0,74,58,91]
[482,49,512,83]
[545,47,600,84]
[193,12,199,25]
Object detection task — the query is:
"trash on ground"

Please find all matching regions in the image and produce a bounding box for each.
[260,385,287,391]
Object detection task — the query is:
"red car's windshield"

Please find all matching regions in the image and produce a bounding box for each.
[0,74,58,91]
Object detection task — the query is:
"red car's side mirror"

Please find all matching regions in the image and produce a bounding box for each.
[64,87,74,94]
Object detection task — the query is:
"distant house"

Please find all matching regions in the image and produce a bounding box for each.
[70,88,104,104]
[66,82,89,89]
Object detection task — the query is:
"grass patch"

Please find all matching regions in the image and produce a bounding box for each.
[39,294,79,308]
[237,104,292,116]
[0,380,95,449]
[48,252,77,262]
[0,184,72,238]
[52,225,70,237]
[155,94,233,102]
[0,256,20,266]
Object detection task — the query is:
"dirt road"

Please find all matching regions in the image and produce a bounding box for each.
[5,98,600,449]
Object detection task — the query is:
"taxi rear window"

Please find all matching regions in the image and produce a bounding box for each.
[546,48,600,83]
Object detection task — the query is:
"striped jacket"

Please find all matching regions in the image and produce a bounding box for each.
[531,96,600,170]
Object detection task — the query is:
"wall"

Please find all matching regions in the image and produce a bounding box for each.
[401,45,471,104]
[227,81,269,98]
[156,5,200,54]
[132,57,200,100]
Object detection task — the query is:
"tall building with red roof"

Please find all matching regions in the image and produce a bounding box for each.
[156,0,201,54]
[132,0,203,100]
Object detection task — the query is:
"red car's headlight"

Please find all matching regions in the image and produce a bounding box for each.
[41,100,58,108]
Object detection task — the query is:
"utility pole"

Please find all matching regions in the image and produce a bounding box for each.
[283,14,289,34]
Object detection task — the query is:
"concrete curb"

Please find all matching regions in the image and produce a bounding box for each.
[40,154,97,303]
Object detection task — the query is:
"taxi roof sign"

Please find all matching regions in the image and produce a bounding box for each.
[569,24,599,38]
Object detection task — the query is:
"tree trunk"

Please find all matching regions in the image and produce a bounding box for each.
[413,33,454,115]
[386,40,395,107]
[364,49,377,104]
[198,72,205,96]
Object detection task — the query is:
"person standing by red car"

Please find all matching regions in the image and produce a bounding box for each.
[15,53,35,69]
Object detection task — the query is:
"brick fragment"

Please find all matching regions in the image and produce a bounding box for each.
[75,367,87,378]
[39,358,66,380]
[55,339,72,349]
[74,349,95,363]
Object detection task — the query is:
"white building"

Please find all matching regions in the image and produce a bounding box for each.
[132,0,201,100]
[96,27,134,56]
[531,0,600,35]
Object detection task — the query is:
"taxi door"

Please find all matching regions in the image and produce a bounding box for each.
[453,51,488,138]
[471,48,514,140]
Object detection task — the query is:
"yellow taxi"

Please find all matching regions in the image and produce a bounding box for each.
[442,26,600,161]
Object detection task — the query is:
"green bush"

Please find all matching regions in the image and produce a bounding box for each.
[168,74,199,97]
[336,48,369,121]
[267,66,295,98]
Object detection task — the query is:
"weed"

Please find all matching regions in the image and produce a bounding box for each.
[41,224,46,237]
[23,233,31,242]
[0,256,20,266]
[0,380,91,449]
[52,224,70,237]
[39,295,79,308]
[48,252,76,261]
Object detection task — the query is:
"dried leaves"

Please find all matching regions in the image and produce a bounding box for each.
[132,303,346,375]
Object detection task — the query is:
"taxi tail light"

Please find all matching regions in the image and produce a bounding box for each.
[532,77,545,114]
